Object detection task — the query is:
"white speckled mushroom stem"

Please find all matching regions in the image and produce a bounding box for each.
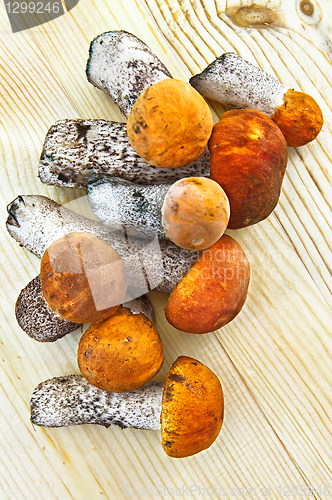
[31,375,163,430]
[15,274,155,342]
[38,120,210,189]
[190,53,287,116]
[87,174,170,239]
[86,31,172,118]
[6,195,196,294]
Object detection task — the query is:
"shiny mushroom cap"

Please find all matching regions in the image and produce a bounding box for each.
[77,305,164,393]
[271,89,323,147]
[127,79,213,169]
[161,177,230,251]
[161,356,224,458]
[40,232,127,324]
[165,234,250,333]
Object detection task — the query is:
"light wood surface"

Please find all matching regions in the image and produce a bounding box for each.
[1,0,332,498]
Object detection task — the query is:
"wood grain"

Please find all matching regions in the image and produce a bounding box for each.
[1,0,332,498]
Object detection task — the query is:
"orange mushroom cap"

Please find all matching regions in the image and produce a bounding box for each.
[165,234,250,333]
[161,177,230,251]
[77,305,163,392]
[127,79,213,169]
[40,232,127,324]
[161,356,224,458]
[272,89,323,147]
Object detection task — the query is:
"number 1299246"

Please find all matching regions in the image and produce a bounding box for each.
[4,2,61,13]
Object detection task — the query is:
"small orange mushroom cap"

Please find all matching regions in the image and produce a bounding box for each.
[165,234,250,333]
[161,356,224,458]
[126,79,213,169]
[271,89,323,147]
[162,177,230,251]
[40,232,127,324]
[77,305,164,392]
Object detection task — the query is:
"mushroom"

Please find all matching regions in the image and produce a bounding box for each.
[40,232,127,323]
[6,194,197,295]
[208,109,288,229]
[77,304,163,392]
[165,234,250,334]
[190,52,323,147]
[15,275,154,342]
[7,196,249,333]
[38,119,210,189]
[31,356,224,458]
[87,31,213,168]
[87,174,230,251]
[86,30,172,119]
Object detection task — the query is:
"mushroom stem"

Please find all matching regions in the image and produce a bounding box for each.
[38,120,210,189]
[87,174,170,238]
[6,195,195,294]
[87,175,230,251]
[86,31,172,118]
[190,52,323,147]
[15,275,154,342]
[31,375,163,430]
[190,52,287,116]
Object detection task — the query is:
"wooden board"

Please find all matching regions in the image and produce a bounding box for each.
[1,0,332,498]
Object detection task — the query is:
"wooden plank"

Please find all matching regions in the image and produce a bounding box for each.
[0,0,331,498]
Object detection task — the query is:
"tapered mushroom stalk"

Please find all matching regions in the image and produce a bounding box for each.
[87,31,213,168]
[86,30,172,118]
[31,356,224,458]
[87,174,230,251]
[190,52,323,147]
[31,376,163,430]
[38,120,210,189]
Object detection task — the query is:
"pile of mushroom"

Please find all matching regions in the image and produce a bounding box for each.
[6,30,323,459]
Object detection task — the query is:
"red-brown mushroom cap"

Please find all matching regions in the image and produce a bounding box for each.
[165,234,250,333]
[77,305,164,392]
[209,109,288,229]
[40,232,127,324]
[162,177,230,251]
[126,79,213,169]
[161,356,224,458]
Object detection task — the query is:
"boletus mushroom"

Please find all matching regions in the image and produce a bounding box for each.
[40,232,127,323]
[87,174,230,251]
[77,304,163,392]
[31,356,224,458]
[190,52,323,147]
[86,31,213,168]
[165,234,250,333]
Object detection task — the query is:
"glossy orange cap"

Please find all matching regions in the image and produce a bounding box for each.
[40,232,127,324]
[77,305,164,392]
[272,89,323,147]
[161,356,224,458]
[127,79,213,168]
[165,234,250,333]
